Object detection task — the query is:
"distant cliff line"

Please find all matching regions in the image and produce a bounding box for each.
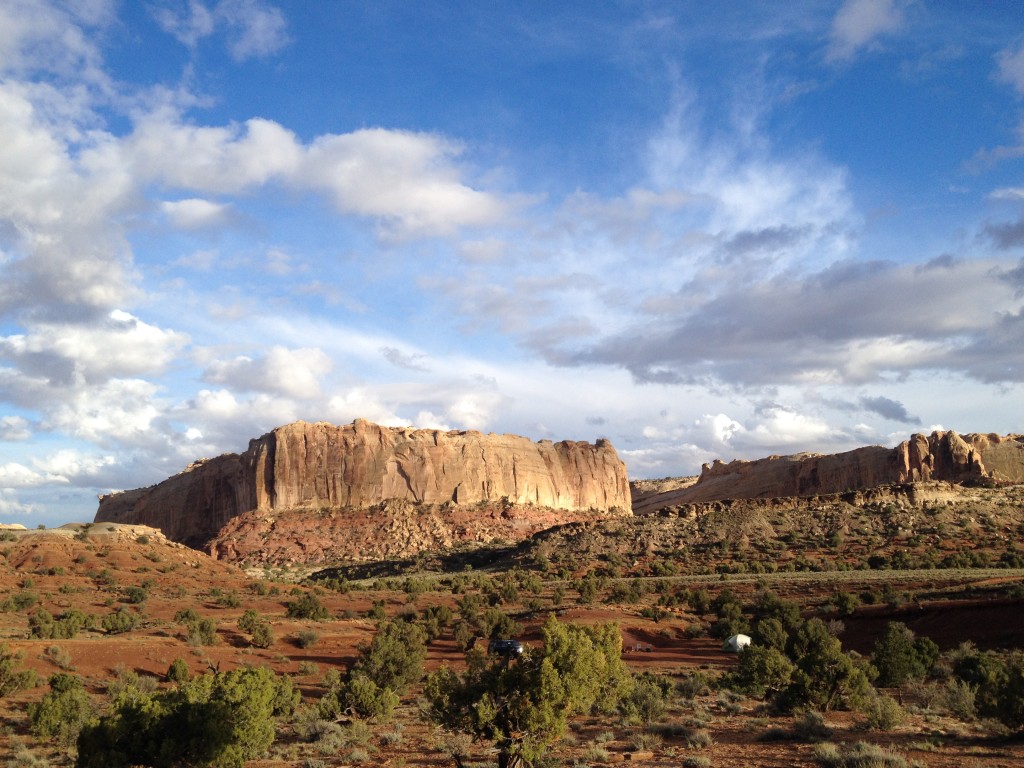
[632,430,1024,514]
[96,419,631,550]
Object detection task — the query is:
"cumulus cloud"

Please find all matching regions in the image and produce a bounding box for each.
[827,0,904,62]
[203,346,331,399]
[152,0,215,48]
[0,0,113,84]
[0,82,137,319]
[0,310,189,385]
[298,129,508,239]
[126,116,510,239]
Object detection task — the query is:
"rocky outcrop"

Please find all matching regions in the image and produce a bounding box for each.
[633,431,1024,514]
[96,419,631,554]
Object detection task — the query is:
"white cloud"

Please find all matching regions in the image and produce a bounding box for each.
[217,0,289,61]
[299,129,508,239]
[827,0,904,62]
[152,0,216,48]
[326,389,410,428]
[0,449,116,488]
[153,0,289,61]
[0,82,137,317]
[42,377,164,444]
[0,0,112,85]
[997,38,1024,95]
[126,116,510,239]
[0,489,37,516]
[0,415,30,441]
[990,187,1024,201]
[161,198,232,229]
[0,310,189,385]
[0,462,49,487]
[203,346,331,399]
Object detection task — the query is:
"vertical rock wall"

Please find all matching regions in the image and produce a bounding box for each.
[96,419,631,548]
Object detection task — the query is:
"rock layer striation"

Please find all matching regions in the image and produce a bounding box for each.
[96,419,631,554]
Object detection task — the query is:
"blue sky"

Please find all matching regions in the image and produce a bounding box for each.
[2,0,1024,526]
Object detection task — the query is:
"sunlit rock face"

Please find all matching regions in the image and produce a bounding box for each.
[96,419,632,558]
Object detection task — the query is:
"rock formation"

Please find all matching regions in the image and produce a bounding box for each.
[96,419,631,558]
[632,431,1024,514]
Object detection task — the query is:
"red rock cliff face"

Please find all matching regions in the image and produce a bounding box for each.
[95,419,631,550]
[634,431,1024,512]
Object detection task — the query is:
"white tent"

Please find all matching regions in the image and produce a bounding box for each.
[722,634,751,652]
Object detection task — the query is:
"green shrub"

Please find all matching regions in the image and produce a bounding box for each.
[618,673,671,725]
[941,678,976,720]
[424,616,632,768]
[175,610,217,646]
[166,658,190,683]
[29,609,96,639]
[812,740,908,767]
[297,629,320,649]
[237,609,274,648]
[123,585,148,604]
[102,608,139,635]
[29,673,93,748]
[78,666,288,768]
[351,620,427,692]
[859,695,906,730]
[44,645,74,671]
[0,644,37,696]
[793,710,833,742]
[285,593,330,621]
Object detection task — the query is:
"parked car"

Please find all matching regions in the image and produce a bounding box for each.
[488,638,524,656]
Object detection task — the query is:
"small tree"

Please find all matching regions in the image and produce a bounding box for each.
[320,619,427,721]
[777,618,874,712]
[424,615,632,768]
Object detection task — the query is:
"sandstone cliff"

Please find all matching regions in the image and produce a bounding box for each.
[96,419,631,555]
[632,431,1024,514]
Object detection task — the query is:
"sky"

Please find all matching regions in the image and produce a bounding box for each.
[2,0,1024,527]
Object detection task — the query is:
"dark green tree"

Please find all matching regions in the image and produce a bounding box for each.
[872,622,938,687]
[77,666,290,768]
[777,618,874,712]
[731,644,795,700]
